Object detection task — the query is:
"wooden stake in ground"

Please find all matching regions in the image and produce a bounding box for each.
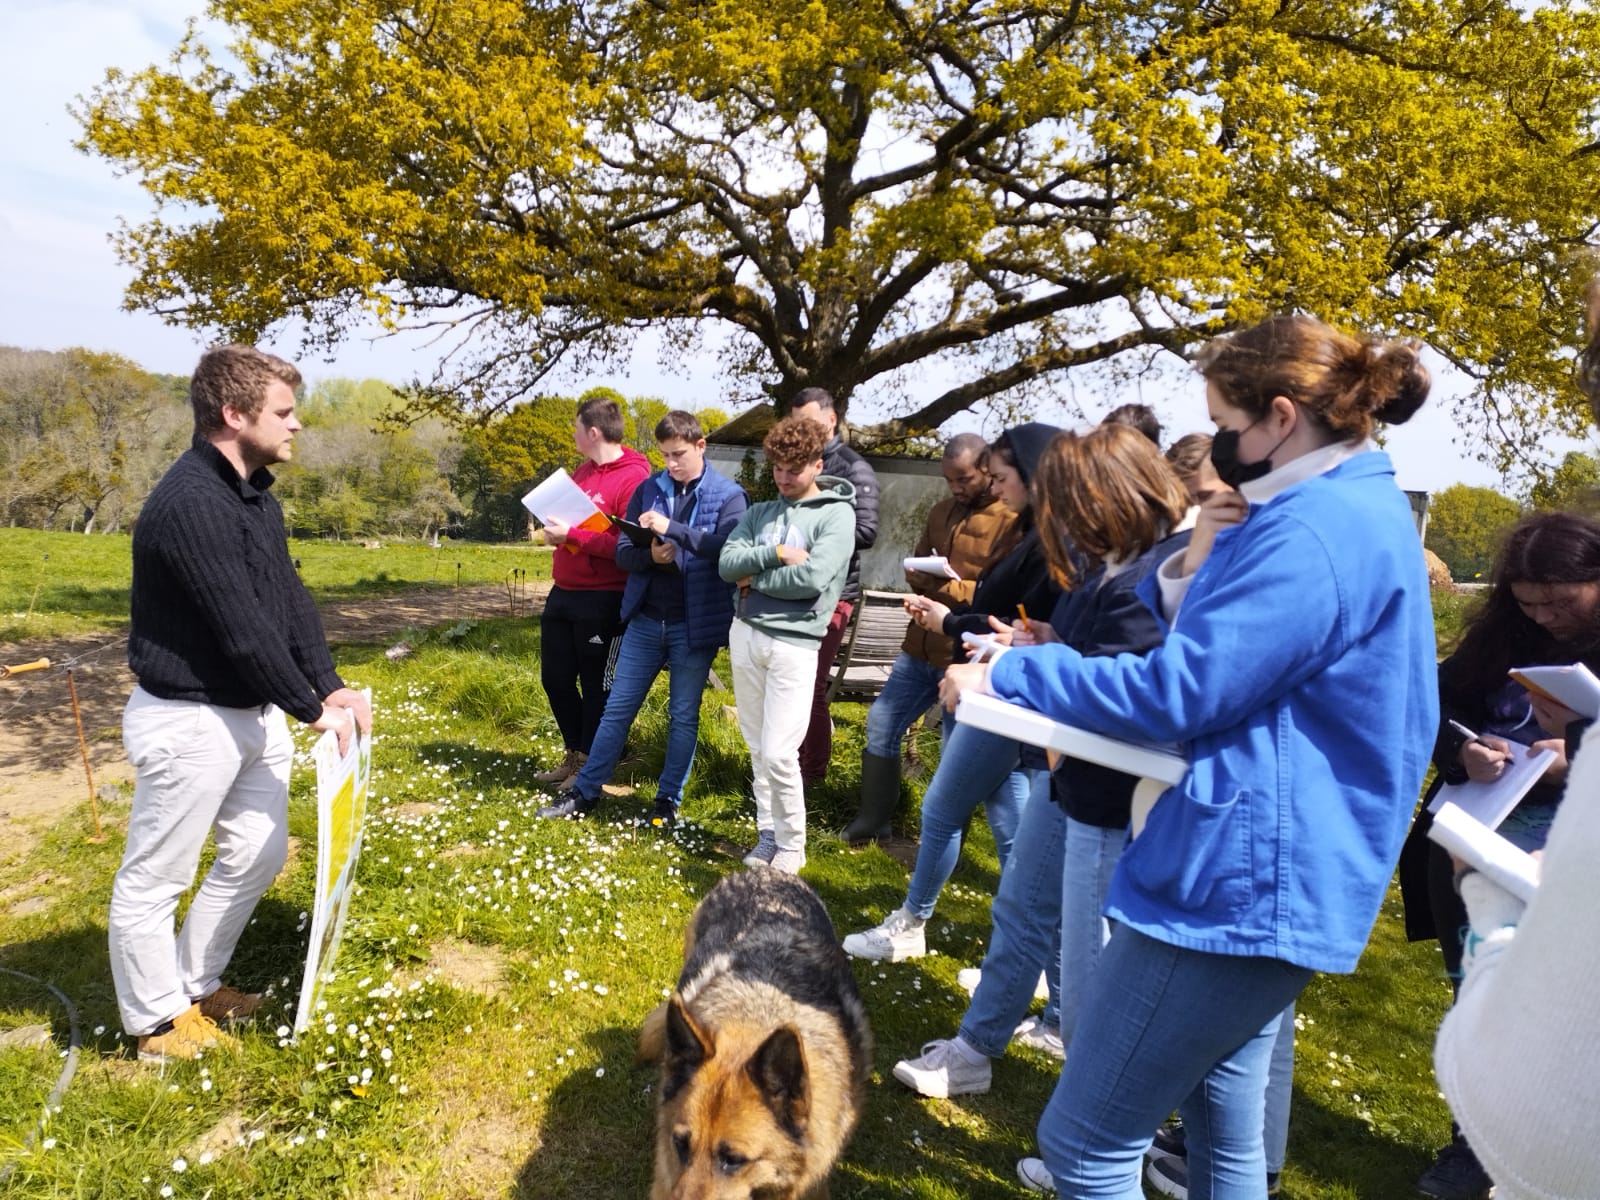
[66,669,106,844]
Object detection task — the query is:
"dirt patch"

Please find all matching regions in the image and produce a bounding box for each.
[390,802,444,820]
[419,937,513,1000]
[184,1110,254,1163]
[0,583,546,858]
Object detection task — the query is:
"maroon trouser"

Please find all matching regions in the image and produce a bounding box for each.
[797,599,855,784]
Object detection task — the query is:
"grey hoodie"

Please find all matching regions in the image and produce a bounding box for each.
[717,475,858,643]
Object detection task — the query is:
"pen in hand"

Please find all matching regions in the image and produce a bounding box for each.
[1447,719,1495,748]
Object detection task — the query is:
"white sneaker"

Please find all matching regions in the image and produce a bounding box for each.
[842,907,927,962]
[891,1037,992,1098]
[1012,1016,1065,1061]
[956,967,1050,1001]
[768,848,807,874]
[1017,1157,1057,1193]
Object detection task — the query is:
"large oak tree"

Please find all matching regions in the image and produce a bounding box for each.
[78,0,1600,456]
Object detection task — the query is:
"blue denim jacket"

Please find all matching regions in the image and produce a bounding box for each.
[988,452,1438,973]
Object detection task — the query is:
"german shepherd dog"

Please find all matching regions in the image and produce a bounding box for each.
[639,870,872,1200]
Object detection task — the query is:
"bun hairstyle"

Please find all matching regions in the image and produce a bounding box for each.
[1195,314,1431,442]
[1032,424,1190,588]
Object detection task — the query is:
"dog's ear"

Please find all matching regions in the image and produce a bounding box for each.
[748,1025,810,1138]
[662,996,712,1100]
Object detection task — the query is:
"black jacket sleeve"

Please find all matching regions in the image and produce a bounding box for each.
[845,454,879,552]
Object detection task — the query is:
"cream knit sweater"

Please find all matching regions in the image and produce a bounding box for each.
[1435,723,1600,1200]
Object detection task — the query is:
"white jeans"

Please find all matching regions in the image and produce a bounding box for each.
[109,687,293,1034]
[729,621,819,852]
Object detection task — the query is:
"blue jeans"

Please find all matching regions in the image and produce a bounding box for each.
[1041,928,1313,1199]
[863,653,945,758]
[959,772,1065,1056]
[904,724,1034,919]
[570,617,717,806]
[1058,816,1127,1041]
[1263,1003,1295,1175]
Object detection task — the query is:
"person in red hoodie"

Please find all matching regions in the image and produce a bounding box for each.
[533,396,651,787]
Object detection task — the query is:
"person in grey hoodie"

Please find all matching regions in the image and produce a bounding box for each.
[718,415,857,873]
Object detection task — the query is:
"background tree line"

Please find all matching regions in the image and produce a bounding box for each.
[0,347,727,541]
[1426,451,1600,581]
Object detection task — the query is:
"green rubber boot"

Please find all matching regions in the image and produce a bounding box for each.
[844,751,902,845]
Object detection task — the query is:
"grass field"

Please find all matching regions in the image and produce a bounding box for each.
[0,528,553,644]
[0,594,1463,1198]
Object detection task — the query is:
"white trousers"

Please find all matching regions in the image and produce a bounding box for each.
[109,687,293,1035]
[729,620,819,852]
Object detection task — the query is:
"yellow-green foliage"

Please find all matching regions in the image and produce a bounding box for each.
[78,0,1600,458]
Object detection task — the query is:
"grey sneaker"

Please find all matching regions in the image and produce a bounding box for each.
[842,907,927,962]
[1012,1016,1065,1060]
[741,830,778,867]
[1017,1157,1057,1194]
[768,848,807,874]
[1146,1156,1188,1199]
[891,1037,992,1098]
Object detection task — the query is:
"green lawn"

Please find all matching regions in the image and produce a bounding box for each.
[0,614,1458,1198]
[0,528,552,644]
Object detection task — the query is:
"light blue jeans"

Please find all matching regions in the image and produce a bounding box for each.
[1264,1002,1296,1176]
[903,724,1035,919]
[1041,928,1313,1199]
[570,616,717,806]
[863,653,945,758]
[1058,815,1127,1040]
[959,773,1064,1056]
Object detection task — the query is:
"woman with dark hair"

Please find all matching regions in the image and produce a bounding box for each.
[841,423,1060,965]
[892,424,1193,1099]
[942,314,1437,1197]
[1401,510,1600,1198]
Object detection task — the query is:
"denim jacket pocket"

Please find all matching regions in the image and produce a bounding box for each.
[1121,787,1254,923]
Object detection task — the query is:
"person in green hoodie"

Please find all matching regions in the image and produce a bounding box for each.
[719,415,858,873]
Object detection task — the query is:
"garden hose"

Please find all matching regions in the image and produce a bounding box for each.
[0,966,82,1185]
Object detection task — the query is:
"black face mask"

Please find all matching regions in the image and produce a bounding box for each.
[1209,420,1293,489]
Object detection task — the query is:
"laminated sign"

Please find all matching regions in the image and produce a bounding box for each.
[295,689,374,1033]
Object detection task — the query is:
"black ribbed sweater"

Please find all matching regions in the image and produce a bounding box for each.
[127,438,342,723]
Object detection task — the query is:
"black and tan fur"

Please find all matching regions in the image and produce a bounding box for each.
[638,870,872,1200]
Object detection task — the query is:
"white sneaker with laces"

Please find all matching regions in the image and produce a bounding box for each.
[891,1037,992,1098]
[1012,1016,1065,1060]
[842,907,927,962]
[1017,1157,1057,1193]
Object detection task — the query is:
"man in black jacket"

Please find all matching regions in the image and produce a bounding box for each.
[108,345,372,1062]
[790,388,880,785]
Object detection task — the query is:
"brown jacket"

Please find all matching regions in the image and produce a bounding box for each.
[903,493,1020,669]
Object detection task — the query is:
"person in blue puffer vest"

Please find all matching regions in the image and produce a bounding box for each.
[941,314,1439,1200]
[538,410,747,826]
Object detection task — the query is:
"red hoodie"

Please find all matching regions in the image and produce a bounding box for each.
[553,446,651,592]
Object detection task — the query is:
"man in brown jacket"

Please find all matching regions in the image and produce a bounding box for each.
[842,433,1020,842]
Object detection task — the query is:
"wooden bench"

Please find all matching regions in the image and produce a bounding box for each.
[825,589,908,703]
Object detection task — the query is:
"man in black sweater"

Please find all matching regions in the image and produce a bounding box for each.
[108,345,372,1063]
[789,388,880,785]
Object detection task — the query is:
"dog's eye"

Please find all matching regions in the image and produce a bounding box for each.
[715,1146,749,1175]
[672,1130,691,1163]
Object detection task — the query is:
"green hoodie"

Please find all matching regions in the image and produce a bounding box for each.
[717,475,857,644]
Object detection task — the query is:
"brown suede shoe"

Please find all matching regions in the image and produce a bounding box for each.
[137,1004,239,1062]
[533,749,581,786]
[195,984,264,1023]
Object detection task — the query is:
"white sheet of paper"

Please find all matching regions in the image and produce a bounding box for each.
[904,554,961,580]
[955,691,1188,785]
[1428,801,1541,903]
[1427,745,1557,829]
[521,467,605,526]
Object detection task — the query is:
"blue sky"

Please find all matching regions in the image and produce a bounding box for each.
[1,1,1565,495]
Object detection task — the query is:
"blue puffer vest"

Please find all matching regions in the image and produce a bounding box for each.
[619,463,744,651]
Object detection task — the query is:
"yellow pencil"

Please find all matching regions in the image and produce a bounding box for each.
[1017,603,1033,633]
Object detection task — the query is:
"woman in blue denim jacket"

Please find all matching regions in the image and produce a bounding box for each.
[942,315,1438,1200]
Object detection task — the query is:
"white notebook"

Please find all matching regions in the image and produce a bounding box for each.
[955,692,1188,785]
[1427,801,1541,904]
[1427,745,1556,830]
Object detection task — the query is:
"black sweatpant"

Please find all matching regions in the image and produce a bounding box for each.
[539,585,625,754]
